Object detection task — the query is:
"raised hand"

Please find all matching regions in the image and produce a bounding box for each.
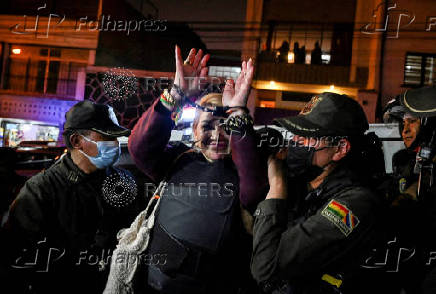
[173,45,210,99]
[222,58,254,108]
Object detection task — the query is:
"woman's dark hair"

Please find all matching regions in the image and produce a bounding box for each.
[62,129,91,149]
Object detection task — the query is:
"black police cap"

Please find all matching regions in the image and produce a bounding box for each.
[64,100,130,137]
[400,87,436,118]
[274,92,369,137]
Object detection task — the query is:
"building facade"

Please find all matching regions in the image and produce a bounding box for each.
[243,0,436,123]
[0,0,204,146]
[0,3,98,146]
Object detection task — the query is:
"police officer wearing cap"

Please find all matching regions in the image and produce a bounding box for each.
[398,87,436,294]
[251,92,383,294]
[1,101,143,294]
[382,97,421,204]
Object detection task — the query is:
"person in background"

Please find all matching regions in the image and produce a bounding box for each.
[382,96,420,204]
[311,41,322,65]
[278,41,290,64]
[398,87,436,294]
[369,88,436,294]
[298,45,306,64]
[293,42,302,64]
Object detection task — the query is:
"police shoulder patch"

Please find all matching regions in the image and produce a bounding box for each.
[321,199,359,237]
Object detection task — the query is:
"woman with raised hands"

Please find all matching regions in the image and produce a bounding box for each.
[123,46,267,294]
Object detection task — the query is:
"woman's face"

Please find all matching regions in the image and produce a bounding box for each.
[402,116,421,148]
[194,111,230,161]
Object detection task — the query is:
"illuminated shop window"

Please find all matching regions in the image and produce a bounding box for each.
[1,121,59,147]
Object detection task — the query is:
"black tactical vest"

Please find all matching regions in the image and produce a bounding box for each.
[157,152,240,253]
[143,152,243,294]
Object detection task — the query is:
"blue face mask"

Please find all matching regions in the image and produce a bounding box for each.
[79,135,121,169]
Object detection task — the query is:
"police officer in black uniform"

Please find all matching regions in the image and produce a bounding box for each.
[251,92,383,294]
[372,96,426,294]
[399,87,436,294]
[383,96,422,204]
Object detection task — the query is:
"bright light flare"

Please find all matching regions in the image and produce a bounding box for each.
[180,107,196,122]
[288,52,294,63]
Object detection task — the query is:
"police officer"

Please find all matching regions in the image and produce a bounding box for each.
[373,96,427,294]
[251,92,383,294]
[399,87,436,294]
[1,101,143,294]
[399,87,436,200]
[383,94,429,202]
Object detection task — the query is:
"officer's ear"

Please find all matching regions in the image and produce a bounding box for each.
[70,133,85,150]
[332,138,351,161]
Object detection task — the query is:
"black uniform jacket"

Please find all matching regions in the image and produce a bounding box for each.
[251,166,382,293]
[1,153,143,294]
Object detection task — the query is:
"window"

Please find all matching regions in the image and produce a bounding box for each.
[5,45,88,97]
[259,100,275,108]
[1,121,59,147]
[404,52,436,87]
[258,22,335,65]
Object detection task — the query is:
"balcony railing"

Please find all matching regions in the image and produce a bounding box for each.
[256,62,368,88]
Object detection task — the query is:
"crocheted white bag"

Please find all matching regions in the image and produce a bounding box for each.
[103,181,166,294]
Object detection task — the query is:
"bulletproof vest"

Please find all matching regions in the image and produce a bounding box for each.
[156,152,240,253]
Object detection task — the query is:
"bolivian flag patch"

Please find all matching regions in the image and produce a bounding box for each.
[321,200,359,236]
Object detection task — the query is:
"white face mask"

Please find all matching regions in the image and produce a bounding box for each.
[79,135,121,169]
